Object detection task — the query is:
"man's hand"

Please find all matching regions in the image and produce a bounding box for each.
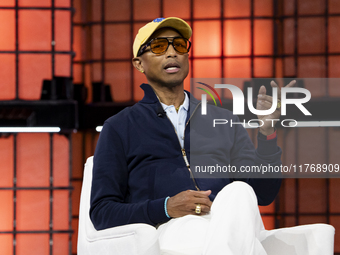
[257,80,296,136]
[167,190,212,218]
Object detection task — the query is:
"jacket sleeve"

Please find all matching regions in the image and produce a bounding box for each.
[247,132,282,206]
[90,121,169,230]
[230,115,282,206]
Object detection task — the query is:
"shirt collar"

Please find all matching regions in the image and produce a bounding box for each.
[161,92,189,112]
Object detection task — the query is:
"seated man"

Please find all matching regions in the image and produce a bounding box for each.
[90,17,294,254]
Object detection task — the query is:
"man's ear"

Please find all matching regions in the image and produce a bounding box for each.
[132,57,144,73]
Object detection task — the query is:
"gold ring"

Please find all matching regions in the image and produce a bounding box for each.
[277,100,281,109]
[195,204,201,214]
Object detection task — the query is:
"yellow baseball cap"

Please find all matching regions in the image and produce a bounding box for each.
[133,17,192,57]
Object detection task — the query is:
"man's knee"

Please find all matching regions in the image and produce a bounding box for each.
[210,181,260,218]
[225,181,254,193]
[215,181,257,205]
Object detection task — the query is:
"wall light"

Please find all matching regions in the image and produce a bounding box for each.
[95,121,340,133]
[289,121,340,127]
[0,127,61,133]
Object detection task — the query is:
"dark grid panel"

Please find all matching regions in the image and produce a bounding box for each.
[278,3,339,254]
[279,127,340,254]
[72,0,136,102]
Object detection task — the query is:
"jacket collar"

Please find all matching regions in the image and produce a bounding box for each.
[140,83,159,104]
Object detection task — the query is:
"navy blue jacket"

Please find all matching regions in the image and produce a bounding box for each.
[90,83,282,230]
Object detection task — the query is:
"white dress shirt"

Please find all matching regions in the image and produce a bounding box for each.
[160,92,189,149]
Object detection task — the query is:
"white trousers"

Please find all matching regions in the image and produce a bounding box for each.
[157,181,268,255]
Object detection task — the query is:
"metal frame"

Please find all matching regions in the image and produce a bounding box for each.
[0,1,74,254]
[0,133,74,255]
[75,0,340,254]
[0,1,74,100]
[278,0,335,239]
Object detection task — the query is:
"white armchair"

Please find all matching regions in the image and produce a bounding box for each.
[78,156,335,255]
[77,156,160,255]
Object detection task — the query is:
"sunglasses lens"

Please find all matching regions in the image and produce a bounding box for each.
[150,38,169,54]
[173,38,188,53]
[146,37,190,55]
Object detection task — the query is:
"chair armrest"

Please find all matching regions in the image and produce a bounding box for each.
[86,222,156,241]
[84,223,160,255]
[77,156,160,255]
[261,223,335,255]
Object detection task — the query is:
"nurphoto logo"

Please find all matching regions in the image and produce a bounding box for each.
[196,82,223,112]
[198,82,312,128]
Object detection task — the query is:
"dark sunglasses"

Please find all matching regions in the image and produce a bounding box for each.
[137,37,191,56]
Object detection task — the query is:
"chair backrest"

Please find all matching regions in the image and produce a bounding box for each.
[77,156,95,255]
[76,157,167,255]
